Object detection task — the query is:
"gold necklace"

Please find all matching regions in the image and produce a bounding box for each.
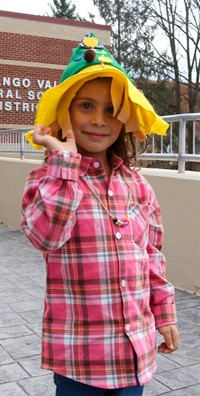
[81,175,132,227]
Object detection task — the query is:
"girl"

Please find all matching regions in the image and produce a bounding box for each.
[21,33,179,396]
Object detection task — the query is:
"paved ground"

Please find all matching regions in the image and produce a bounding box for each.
[0,223,200,396]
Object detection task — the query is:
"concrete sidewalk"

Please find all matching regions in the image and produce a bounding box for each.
[0,223,200,396]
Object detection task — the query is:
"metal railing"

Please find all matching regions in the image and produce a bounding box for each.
[137,113,200,172]
[0,113,200,173]
[0,127,43,159]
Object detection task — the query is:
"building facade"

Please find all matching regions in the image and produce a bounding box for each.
[0,10,110,130]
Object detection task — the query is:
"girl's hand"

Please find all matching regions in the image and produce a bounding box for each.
[157,324,180,354]
[32,124,77,153]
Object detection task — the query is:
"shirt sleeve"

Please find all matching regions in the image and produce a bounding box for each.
[21,150,83,252]
[147,186,177,329]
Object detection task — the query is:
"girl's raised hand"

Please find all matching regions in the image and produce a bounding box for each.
[32,124,77,153]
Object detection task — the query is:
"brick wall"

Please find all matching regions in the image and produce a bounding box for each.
[0,11,110,129]
[0,32,76,64]
[0,64,62,125]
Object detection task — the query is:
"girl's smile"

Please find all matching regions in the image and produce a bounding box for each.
[82,131,110,138]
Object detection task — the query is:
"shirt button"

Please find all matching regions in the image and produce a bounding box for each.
[108,189,114,197]
[116,232,122,240]
[93,161,100,168]
[121,279,126,287]
[125,324,131,332]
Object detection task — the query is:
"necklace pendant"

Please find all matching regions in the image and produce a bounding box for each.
[113,217,129,227]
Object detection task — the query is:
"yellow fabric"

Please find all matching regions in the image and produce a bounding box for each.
[25,64,169,149]
[117,82,130,124]
[110,75,124,118]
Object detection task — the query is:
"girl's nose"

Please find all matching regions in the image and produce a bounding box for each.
[90,110,106,126]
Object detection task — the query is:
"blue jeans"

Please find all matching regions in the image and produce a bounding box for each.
[54,374,144,396]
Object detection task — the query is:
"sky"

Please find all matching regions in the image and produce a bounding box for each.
[0,0,103,21]
[0,0,196,81]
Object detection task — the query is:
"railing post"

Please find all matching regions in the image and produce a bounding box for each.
[178,118,186,173]
[20,130,25,160]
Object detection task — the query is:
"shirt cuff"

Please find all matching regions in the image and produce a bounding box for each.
[46,150,81,181]
[152,303,177,329]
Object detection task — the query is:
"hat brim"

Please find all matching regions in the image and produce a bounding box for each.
[26,64,168,150]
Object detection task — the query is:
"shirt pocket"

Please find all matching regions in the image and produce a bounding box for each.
[129,203,150,249]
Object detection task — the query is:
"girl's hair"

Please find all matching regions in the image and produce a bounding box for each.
[107,127,137,168]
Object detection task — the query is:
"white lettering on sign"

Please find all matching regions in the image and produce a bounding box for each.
[13,78,31,88]
[0,76,58,114]
[0,101,38,112]
[4,90,22,99]
[14,102,21,111]
[5,102,12,111]
[2,77,11,86]
[37,80,57,89]
[16,90,21,99]
[28,91,35,100]
[37,92,43,100]
[6,90,13,99]
[3,77,31,88]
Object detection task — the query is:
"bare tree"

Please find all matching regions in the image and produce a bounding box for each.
[142,0,200,166]
[143,0,200,114]
[93,0,155,78]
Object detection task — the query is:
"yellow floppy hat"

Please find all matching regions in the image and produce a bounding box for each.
[26,32,169,150]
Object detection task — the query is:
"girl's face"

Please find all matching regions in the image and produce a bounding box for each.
[69,78,122,160]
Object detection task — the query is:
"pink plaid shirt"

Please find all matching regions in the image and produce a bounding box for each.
[21,150,176,389]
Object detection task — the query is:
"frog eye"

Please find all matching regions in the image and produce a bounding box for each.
[98,55,113,64]
[83,36,99,48]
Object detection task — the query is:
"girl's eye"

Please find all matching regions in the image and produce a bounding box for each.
[80,102,93,110]
[106,106,114,115]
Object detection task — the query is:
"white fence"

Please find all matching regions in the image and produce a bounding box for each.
[0,113,200,173]
[138,113,200,173]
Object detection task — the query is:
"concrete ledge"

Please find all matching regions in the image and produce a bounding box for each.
[141,168,200,295]
[0,157,42,230]
[141,167,200,180]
